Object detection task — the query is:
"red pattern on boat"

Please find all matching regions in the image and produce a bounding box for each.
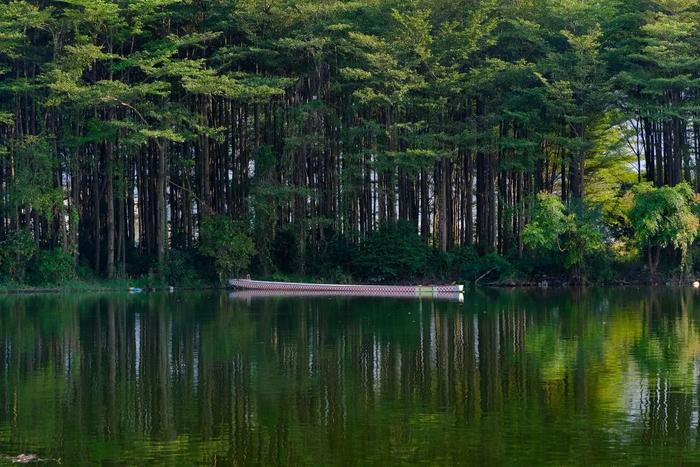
[229,279,464,298]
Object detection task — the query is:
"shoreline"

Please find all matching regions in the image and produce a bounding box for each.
[487,278,700,288]
[1,279,698,295]
[0,285,220,295]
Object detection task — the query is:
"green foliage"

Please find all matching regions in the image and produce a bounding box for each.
[162,249,214,286]
[442,247,514,284]
[310,232,358,280]
[522,193,568,251]
[28,249,76,285]
[523,193,604,278]
[0,230,37,283]
[251,146,286,275]
[562,204,606,272]
[8,136,62,218]
[1,0,699,286]
[122,247,157,277]
[353,222,432,283]
[198,215,255,282]
[629,183,700,274]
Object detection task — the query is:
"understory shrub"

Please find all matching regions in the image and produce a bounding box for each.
[523,193,604,281]
[28,249,76,285]
[314,233,358,279]
[163,249,214,285]
[629,182,699,277]
[461,251,514,284]
[269,227,298,274]
[0,230,37,283]
[434,247,514,284]
[199,215,255,282]
[353,222,431,283]
[692,245,700,277]
[124,246,156,277]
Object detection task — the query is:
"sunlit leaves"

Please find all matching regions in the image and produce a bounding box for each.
[0,111,13,125]
[629,182,700,272]
[523,192,605,274]
[0,1,49,58]
[6,136,63,219]
[59,0,122,30]
[199,215,255,281]
[139,128,185,143]
[523,192,569,251]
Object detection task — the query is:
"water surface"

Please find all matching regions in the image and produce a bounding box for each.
[1,288,700,465]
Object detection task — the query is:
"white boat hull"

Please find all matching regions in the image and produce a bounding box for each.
[229,279,464,300]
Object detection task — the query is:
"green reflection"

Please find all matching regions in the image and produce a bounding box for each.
[1,289,700,465]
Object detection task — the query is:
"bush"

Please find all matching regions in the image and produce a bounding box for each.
[124,246,156,277]
[629,182,699,276]
[353,222,431,283]
[199,215,255,282]
[162,249,214,285]
[461,251,513,284]
[585,247,616,283]
[269,227,298,274]
[29,249,75,285]
[523,193,604,280]
[431,246,514,284]
[0,230,37,283]
[314,233,358,278]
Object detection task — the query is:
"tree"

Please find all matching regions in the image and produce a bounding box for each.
[629,182,699,277]
[353,222,432,283]
[0,0,698,285]
[198,215,255,282]
[523,192,604,281]
[0,229,36,282]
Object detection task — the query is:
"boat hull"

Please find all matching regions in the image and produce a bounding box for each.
[229,279,464,298]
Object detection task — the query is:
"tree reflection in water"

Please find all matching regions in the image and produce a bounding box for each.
[1,289,700,465]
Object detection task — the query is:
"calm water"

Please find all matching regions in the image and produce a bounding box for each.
[1,289,700,465]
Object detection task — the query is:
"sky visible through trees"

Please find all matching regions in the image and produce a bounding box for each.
[1,0,700,283]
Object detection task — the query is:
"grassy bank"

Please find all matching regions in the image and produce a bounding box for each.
[0,277,220,294]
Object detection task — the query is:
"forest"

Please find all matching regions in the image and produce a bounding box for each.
[1,0,699,286]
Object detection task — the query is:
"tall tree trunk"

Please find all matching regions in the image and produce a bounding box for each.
[94,154,101,274]
[156,140,167,268]
[200,95,211,209]
[439,159,448,253]
[105,140,115,278]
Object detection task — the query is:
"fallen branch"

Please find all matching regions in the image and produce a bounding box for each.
[474,268,496,285]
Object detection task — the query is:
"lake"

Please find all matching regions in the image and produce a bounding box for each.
[1,288,699,465]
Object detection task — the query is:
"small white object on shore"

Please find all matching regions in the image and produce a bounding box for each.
[693,281,700,288]
[169,286,175,292]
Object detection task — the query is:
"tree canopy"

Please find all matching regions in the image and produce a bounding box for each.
[1,0,700,284]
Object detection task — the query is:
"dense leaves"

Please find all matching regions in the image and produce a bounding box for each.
[0,230,36,283]
[353,222,432,283]
[523,193,604,280]
[1,0,700,284]
[29,249,76,285]
[199,216,255,282]
[629,183,700,275]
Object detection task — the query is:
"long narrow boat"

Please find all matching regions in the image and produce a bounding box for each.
[229,278,464,299]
